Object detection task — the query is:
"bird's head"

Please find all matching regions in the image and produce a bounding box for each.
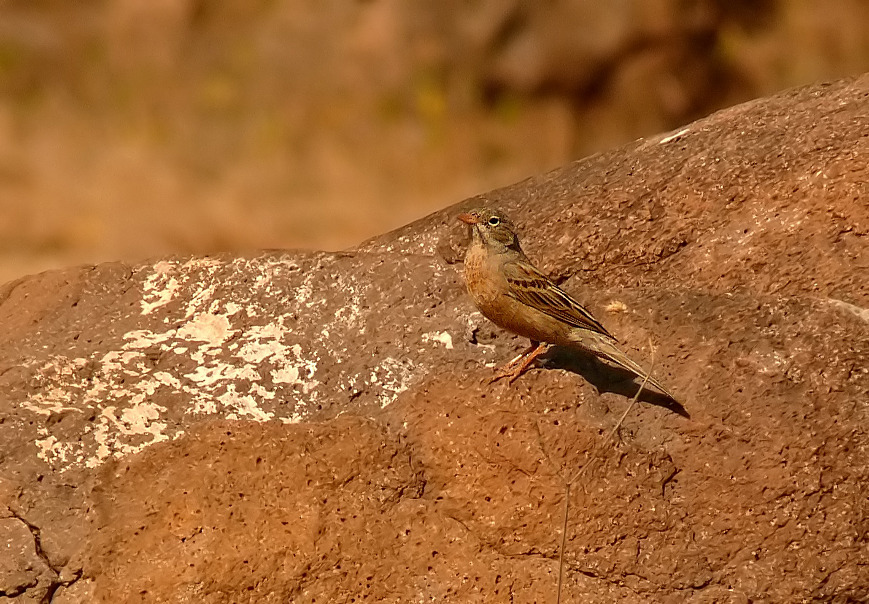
[457,208,523,255]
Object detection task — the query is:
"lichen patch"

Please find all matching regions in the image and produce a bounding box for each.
[19,253,454,472]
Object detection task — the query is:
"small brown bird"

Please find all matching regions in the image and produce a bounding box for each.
[458,207,676,399]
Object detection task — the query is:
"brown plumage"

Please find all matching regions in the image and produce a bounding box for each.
[458,207,676,399]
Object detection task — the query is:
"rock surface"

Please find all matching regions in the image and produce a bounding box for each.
[1,75,867,602]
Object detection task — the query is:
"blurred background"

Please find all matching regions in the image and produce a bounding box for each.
[0,0,867,284]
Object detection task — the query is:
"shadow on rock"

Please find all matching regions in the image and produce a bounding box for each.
[541,346,690,418]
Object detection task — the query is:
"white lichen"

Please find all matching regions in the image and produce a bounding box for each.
[22,253,448,473]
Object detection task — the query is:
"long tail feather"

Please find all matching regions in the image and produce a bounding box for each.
[583,337,677,400]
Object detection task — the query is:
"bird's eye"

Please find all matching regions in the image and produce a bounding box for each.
[487,216,501,226]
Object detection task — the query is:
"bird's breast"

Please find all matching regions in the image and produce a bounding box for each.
[463,245,503,312]
[463,246,569,344]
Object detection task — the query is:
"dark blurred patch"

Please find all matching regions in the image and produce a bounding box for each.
[0,0,865,285]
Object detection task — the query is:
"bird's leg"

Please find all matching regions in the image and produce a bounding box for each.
[490,341,550,384]
[500,342,540,370]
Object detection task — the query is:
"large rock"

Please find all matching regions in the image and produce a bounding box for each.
[1,74,867,602]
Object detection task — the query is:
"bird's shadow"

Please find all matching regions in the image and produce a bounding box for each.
[539,346,690,418]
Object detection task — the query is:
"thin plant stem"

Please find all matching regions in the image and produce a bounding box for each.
[554,344,657,604]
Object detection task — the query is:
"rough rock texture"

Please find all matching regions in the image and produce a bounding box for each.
[1,75,868,602]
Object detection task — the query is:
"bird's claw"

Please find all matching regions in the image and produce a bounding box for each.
[488,367,525,385]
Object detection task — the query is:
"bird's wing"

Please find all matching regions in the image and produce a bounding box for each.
[502,258,616,340]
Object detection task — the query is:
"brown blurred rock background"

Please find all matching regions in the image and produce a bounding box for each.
[1,0,867,284]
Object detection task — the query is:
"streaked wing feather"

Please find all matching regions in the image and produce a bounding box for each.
[502,259,616,340]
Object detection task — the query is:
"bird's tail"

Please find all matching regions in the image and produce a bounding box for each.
[583,337,677,401]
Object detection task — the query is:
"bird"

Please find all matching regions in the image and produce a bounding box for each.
[457,207,677,400]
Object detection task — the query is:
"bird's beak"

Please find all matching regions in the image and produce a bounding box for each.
[457,212,479,225]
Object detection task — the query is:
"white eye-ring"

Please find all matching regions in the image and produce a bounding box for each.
[487,216,501,226]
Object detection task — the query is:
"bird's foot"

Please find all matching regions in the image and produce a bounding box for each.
[489,342,550,384]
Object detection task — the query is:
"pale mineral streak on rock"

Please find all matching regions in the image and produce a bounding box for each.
[139,260,182,315]
[422,331,454,349]
[16,252,458,472]
[658,127,691,145]
[34,433,78,468]
[215,384,275,422]
[370,356,417,409]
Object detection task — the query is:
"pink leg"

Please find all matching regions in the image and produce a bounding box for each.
[490,341,550,384]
